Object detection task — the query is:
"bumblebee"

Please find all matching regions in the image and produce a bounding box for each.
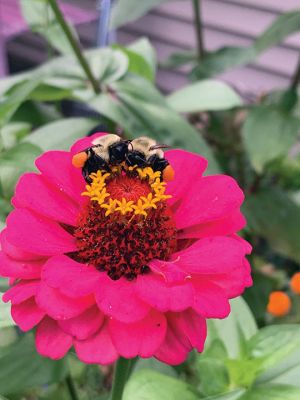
[72,134,129,182]
[126,136,174,181]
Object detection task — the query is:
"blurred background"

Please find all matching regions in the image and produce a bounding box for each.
[2,0,300,94]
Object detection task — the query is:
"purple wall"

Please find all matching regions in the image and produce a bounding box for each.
[117,0,300,94]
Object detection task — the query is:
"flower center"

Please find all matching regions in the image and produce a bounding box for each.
[72,166,177,280]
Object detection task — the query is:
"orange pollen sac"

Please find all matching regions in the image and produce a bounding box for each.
[163,165,175,182]
[290,272,300,294]
[267,291,291,317]
[72,152,88,168]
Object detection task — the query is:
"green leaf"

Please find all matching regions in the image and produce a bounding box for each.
[197,339,230,396]
[0,334,68,395]
[0,122,32,150]
[89,75,220,173]
[207,297,257,359]
[113,45,155,82]
[243,188,300,264]
[192,9,300,79]
[0,142,42,199]
[162,50,197,69]
[128,38,157,78]
[242,107,300,173]
[133,357,177,377]
[20,0,79,55]
[0,297,15,329]
[248,325,300,382]
[24,117,98,151]
[203,390,246,400]
[240,384,300,400]
[111,0,171,29]
[123,369,198,400]
[0,79,41,126]
[167,80,242,113]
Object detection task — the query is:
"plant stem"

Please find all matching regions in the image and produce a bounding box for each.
[192,0,205,60]
[110,357,133,400]
[65,374,80,400]
[290,54,300,91]
[48,0,100,94]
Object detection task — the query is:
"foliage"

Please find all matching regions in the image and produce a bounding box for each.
[1,0,300,398]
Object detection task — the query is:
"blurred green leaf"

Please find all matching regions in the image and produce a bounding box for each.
[0,334,68,396]
[123,369,198,400]
[113,45,155,82]
[128,38,157,78]
[203,390,246,400]
[0,80,41,126]
[248,325,300,382]
[243,188,300,264]
[243,272,275,325]
[90,76,220,173]
[191,9,300,79]
[207,297,257,359]
[197,339,230,396]
[24,117,98,151]
[240,384,300,400]
[0,296,15,329]
[133,357,177,377]
[0,142,42,199]
[20,0,79,55]
[111,0,171,29]
[0,122,32,150]
[167,80,242,113]
[242,107,300,173]
[162,50,197,69]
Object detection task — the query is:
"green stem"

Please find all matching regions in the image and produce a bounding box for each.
[110,358,133,400]
[47,0,100,94]
[192,0,205,60]
[65,374,80,400]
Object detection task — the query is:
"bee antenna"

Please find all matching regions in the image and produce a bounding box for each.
[149,144,170,150]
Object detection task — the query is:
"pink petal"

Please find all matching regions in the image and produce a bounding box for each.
[35,150,84,202]
[70,132,107,155]
[136,274,193,312]
[0,251,43,279]
[149,259,190,283]
[36,281,95,320]
[59,306,104,340]
[174,175,244,229]
[12,173,79,226]
[109,310,167,358]
[155,310,206,365]
[165,150,207,205]
[36,317,73,360]
[0,230,42,261]
[172,236,246,275]
[74,320,118,364]
[95,276,150,323]
[3,281,39,304]
[178,209,246,239]
[11,298,46,331]
[192,279,230,318]
[197,258,252,299]
[41,255,101,298]
[6,209,77,256]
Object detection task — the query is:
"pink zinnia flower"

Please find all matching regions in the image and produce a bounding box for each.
[0,133,252,365]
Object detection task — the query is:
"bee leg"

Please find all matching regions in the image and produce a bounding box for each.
[148,155,169,173]
[82,151,110,183]
[126,151,147,168]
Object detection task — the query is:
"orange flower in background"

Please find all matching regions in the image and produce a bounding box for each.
[267,291,291,317]
[290,272,300,295]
